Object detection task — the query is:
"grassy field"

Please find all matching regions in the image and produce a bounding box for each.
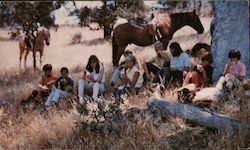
[0,16,250,149]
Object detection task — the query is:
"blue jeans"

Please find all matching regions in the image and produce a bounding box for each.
[45,86,69,106]
[78,79,105,99]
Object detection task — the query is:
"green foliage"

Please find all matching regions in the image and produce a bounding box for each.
[76,100,123,133]
[76,0,146,38]
[115,0,146,18]
[158,0,191,9]
[0,2,64,28]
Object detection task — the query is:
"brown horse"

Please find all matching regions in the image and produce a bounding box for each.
[112,10,204,66]
[19,29,50,68]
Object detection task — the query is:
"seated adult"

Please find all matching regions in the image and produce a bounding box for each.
[110,50,139,86]
[142,41,171,84]
[166,42,190,83]
[183,52,213,89]
[78,55,105,103]
[113,55,144,103]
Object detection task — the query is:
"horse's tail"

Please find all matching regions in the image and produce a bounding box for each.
[112,35,119,67]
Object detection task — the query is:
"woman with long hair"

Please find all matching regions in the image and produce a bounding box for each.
[78,55,105,103]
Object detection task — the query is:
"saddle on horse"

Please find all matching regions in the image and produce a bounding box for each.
[128,15,162,41]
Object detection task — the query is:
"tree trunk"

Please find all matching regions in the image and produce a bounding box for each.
[103,24,112,39]
[33,50,36,68]
[147,98,249,132]
[211,1,249,79]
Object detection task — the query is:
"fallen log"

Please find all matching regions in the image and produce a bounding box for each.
[147,98,249,132]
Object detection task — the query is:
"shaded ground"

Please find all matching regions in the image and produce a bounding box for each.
[1,17,249,149]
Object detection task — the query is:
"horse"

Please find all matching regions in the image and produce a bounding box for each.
[112,10,204,67]
[19,29,50,69]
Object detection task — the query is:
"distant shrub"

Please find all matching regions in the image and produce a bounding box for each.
[71,33,82,44]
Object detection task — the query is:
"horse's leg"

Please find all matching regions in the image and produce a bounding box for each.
[117,46,126,66]
[19,47,24,68]
[24,49,30,69]
[33,50,37,69]
[19,40,25,68]
[39,50,43,69]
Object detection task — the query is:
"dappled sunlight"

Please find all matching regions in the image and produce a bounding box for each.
[0,12,249,149]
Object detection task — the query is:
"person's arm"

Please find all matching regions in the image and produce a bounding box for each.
[54,77,60,88]
[46,80,56,86]
[206,66,213,84]
[223,61,234,76]
[236,64,246,81]
[96,63,104,83]
[68,78,74,92]
[162,52,171,63]
[142,62,151,80]
[86,71,95,82]
[199,66,208,83]
[180,54,190,77]
[66,77,74,88]
[169,57,177,71]
[65,77,74,93]
[223,63,231,76]
[119,61,126,69]
[142,62,149,74]
[125,72,139,88]
[39,76,44,85]
[38,76,49,91]
[183,53,190,72]
[81,70,86,80]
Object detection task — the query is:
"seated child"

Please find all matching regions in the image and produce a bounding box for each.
[178,52,213,102]
[223,49,246,81]
[20,64,56,106]
[78,55,105,103]
[113,55,144,103]
[183,52,213,88]
[45,67,73,107]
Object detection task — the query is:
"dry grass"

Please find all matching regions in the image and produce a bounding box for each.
[0,16,249,149]
[0,68,249,149]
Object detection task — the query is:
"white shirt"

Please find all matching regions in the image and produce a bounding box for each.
[86,63,105,83]
[126,66,144,88]
[170,52,190,71]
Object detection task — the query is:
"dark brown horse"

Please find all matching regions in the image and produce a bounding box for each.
[112,10,204,66]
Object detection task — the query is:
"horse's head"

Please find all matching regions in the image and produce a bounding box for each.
[42,29,50,46]
[186,10,204,34]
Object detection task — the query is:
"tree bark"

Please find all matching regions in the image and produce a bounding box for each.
[33,50,36,68]
[103,24,112,39]
[147,98,249,132]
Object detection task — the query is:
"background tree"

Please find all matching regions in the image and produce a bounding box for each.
[157,0,215,16]
[76,0,146,39]
[0,1,65,68]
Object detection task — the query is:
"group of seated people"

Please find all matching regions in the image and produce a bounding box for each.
[21,41,246,108]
